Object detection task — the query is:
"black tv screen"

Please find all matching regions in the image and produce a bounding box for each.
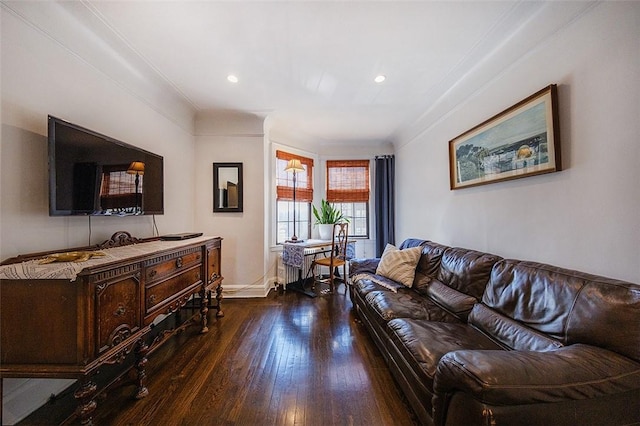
[48,115,164,216]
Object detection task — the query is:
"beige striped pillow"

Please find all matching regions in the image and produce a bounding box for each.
[376,244,422,287]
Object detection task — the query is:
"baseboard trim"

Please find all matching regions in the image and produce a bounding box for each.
[222,282,271,298]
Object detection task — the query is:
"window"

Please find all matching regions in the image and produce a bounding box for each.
[276,200,311,244]
[100,168,140,197]
[326,160,370,238]
[330,201,369,237]
[276,150,314,244]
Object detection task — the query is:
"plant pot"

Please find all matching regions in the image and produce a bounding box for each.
[318,224,334,240]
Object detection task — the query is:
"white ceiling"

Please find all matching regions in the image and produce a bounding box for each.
[3,1,595,144]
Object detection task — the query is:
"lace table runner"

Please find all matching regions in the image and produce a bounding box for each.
[0,236,214,282]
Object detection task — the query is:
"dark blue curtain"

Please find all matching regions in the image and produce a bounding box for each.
[374,155,395,257]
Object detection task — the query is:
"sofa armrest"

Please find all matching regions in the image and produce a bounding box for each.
[433,344,640,425]
[348,257,380,277]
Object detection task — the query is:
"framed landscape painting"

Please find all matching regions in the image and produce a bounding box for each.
[449,84,561,190]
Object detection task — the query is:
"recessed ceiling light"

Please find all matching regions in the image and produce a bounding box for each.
[227,75,239,83]
[374,75,386,83]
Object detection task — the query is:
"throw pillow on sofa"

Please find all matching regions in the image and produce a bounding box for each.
[376,244,422,287]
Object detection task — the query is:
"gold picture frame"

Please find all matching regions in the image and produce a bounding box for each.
[449,84,561,190]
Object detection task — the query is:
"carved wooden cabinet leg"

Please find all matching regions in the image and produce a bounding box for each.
[74,380,97,426]
[134,339,149,399]
[199,286,209,333]
[215,283,225,317]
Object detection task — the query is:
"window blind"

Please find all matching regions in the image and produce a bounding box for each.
[326,160,370,202]
[100,165,139,196]
[276,150,314,201]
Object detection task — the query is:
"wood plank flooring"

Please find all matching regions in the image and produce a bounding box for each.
[21,283,417,425]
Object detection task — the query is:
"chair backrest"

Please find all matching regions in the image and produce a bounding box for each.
[332,222,349,262]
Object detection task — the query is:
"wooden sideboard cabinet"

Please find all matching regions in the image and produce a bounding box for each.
[0,232,223,425]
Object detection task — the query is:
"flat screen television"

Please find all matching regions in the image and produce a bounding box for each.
[48,115,164,216]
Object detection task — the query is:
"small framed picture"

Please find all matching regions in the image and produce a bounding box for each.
[213,162,243,212]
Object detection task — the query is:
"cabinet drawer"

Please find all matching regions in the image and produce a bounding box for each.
[146,265,201,315]
[145,249,202,284]
[97,275,141,354]
[207,246,221,283]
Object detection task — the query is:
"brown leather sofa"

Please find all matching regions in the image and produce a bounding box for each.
[349,239,640,426]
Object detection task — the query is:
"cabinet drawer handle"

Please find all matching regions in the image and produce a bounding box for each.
[149,294,157,304]
[114,305,126,317]
[149,269,157,278]
[175,257,183,268]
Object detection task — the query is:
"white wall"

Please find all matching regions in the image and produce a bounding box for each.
[0,8,196,260]
[194,111,268,297]
[395,2,640,283]
[1,8,196,424]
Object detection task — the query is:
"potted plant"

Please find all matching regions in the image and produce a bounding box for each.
[312,199,348,240]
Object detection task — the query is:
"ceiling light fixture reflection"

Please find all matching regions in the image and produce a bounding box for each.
[227,75,239,83]
[374,75,386,83]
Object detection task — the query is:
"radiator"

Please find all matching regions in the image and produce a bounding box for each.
[280,246,327,286]
[276,253,285,285]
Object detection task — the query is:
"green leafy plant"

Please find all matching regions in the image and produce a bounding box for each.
[312,199,349,224]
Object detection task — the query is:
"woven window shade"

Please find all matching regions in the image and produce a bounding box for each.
[326,160,370,202]
[100,164,138,196]
[276,150,314,201]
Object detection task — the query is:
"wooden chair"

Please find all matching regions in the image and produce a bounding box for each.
[312,222,349,294]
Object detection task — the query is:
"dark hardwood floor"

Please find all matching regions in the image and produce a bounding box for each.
[21,283,417,425]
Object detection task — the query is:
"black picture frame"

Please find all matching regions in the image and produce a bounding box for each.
[213,162,243,212]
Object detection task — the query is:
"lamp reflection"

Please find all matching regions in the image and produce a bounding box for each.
[126,161,145,214]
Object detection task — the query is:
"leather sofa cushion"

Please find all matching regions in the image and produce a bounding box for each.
[365,290,460,325]
[413,241,449,295]
[484,259,640,362]
[425,279,478,321]
[469,303,564,351]
[483,259,585,342]
[387,319,502,385]
[568,279,640,363]
[437,247,502,300]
